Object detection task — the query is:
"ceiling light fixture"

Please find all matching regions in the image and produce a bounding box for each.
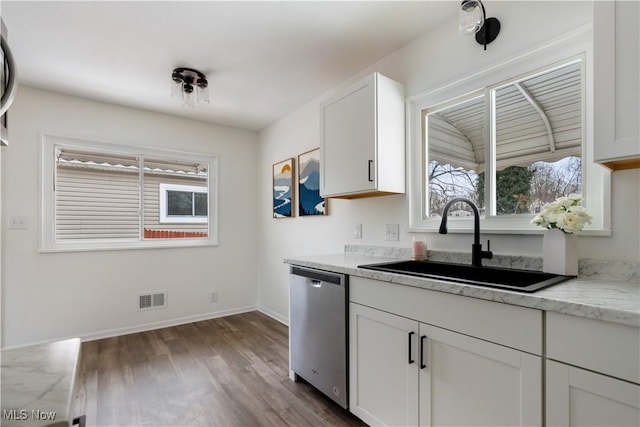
[458,0,500,51]
[171,67,209,109]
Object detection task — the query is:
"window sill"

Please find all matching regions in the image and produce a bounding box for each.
[39,238,219,254]
[408,223,611,237]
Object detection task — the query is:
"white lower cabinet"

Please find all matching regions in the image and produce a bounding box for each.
[545,312,640,427]
[344,276,637,426]
[546,360,640,427]
[349,302,542,427]
[349,303,418,426]
[419,324,541,427]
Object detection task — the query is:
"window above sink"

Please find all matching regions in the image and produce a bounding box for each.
[407,25,610,235]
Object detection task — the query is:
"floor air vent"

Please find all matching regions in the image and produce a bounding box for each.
[138,291,167,311]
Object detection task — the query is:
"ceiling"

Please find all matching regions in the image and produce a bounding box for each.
[2,1,456,131]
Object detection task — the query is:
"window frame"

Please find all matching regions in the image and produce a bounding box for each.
[159,183,208,224]
[40,134,219,252]
[406,25,611,235]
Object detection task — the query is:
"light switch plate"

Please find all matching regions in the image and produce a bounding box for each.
[8,216,29,230]
[385,224,399,241]
[354,223,362,239]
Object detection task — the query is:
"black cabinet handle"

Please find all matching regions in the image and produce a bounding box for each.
[368,160,374,182]
[73,415,86,427]
[420,335,427,369]
[408,331,415,364]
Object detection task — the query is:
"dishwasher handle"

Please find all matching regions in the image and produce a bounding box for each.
[290,266,345,287]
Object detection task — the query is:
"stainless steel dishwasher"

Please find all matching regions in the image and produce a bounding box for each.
[290,266,348,409]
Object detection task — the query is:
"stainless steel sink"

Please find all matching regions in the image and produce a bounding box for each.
[358,260,573,293]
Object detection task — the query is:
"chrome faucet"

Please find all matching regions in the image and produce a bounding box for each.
[439,197,493,267]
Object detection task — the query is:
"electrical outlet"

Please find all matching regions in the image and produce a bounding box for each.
[211,292,218,303]
[354,223,362,239]
[385,224,399,241]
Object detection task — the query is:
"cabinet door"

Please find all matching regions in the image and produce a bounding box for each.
[349,303,418,427]
[419,324,542,427]
[593,0,640,169]
[321,75,376,197]
[546,360,640,427]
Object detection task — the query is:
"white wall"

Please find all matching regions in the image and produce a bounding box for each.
[258,1,640,322]
[1,86,260,348]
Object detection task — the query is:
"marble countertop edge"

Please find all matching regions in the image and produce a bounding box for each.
[284,253,640,328]
[1,338,82,427]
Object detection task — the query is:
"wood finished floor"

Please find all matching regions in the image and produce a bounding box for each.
[74,311,364,427]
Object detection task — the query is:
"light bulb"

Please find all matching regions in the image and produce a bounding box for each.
[182,83,195,109]
[458,0,484,36]
[196,84,210,104]
[171,79,183,99]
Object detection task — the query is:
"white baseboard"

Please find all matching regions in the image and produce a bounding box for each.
[257,305,289,326]
[2,306,258,350]
[81,305,259,342]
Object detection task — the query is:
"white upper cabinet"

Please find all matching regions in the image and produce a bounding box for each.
[593,0,640,170]
[320,72,405,198]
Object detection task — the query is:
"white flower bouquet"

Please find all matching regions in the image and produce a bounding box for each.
[531,193,593,234]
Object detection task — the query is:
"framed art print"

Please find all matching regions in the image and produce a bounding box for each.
[298,148,326,216]
[273,158,294,218]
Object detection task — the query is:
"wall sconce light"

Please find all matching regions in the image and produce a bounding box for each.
[458,0,500,50]
[171,67,209,109]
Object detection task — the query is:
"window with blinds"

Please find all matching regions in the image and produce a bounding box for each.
[42,135,217,251]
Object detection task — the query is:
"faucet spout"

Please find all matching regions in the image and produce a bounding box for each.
[438,197,493,267]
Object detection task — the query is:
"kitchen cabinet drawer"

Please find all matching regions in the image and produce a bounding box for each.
[350,276,542,355]
[546,311,640,384]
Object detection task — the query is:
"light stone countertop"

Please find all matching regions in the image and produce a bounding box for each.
[285,252,640,328]
[1,338,81,427]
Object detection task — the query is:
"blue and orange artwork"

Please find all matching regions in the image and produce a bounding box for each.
[273,158,294,218]
[298,148,326,216]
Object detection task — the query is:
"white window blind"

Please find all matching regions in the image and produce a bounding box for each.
[55,152,140,240]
